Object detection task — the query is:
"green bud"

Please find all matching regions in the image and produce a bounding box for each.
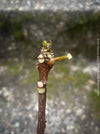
[42,41,47,46]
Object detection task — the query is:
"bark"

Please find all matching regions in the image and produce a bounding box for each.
[37,91,47,134]
[37,61,53,134]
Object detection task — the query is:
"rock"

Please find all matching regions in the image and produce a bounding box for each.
[2,87,14,101]
[95,126,99,131]
[0,0,99,11]
[85,85,91,91]
[5,129,9,134]
[34,103,38,111]
[28,114,33,119]
[11,131,15,134]
[2,87,10,97]
[18,112,22,116]
[61,128,65,133]
[0,90,3,95]
[83,65,98,75]
[46,109,48,114]
[34,3,40,10]
[88,80,95,85]
[18,7,24,11]
[0,108,2,113]
[66,109,71,114]
[61,101,65,106]
[67,125,74,130]
[76,108,83,116]
[91,121,94,126]
[75,128,79,133]
[70,65,80,71]
[0,66,7,74]
[14,122,20,128]
[27,0,31,6]
[81,114,86,120]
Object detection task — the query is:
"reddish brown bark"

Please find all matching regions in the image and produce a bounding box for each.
[37,91,47,134]
[37,61,54,134]
[36,41,72,134]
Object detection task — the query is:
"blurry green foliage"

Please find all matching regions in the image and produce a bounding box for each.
[0,12,34,41]
[14,31,25,41]
[0,12,100,59]
[89,86,100,120]
[66,12,100,35]
[48,62,89,98]
[0,16,11,35]
[3,60,90,94]
[4,61,24,76]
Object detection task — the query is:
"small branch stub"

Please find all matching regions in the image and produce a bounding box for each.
[37,88,45,94]
[37,81,44,88]
[37,81,46,94]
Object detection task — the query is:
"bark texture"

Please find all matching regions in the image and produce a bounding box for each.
[37,61,53,134]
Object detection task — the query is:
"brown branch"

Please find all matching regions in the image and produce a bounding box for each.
[36,41,72,134]
[37,62,54,134]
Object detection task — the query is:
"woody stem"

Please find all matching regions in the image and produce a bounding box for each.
[37,89,47,134]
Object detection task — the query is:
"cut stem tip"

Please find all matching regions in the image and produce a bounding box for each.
[54,53,72,62]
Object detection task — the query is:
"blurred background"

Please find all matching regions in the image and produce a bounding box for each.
[0,0,100,134]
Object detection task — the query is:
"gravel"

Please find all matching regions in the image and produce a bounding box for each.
[0,62,100,134]
[0,0,100,11]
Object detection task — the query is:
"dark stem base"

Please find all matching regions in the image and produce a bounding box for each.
[37,90,47,134]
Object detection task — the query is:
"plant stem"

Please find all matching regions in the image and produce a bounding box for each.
[37,62,54,134]
[37,90,46,134]
[54,53,72,61]
[54,55,68,61]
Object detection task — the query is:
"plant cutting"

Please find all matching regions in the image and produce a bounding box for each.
[37,41,72,134]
